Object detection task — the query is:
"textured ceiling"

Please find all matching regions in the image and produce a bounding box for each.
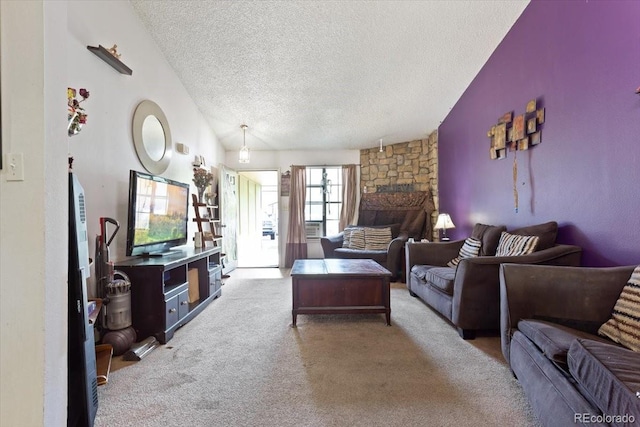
[130,0,528,152]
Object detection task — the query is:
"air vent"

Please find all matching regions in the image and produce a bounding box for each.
[91,377,98,406]
[79,193,86,223]
[305,222,322,239]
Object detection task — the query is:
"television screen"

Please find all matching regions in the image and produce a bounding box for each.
[126,170,190,256]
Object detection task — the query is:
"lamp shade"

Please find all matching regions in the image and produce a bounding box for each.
[238,124,250,163]
[434,213,455,230]
[238,145,250,163]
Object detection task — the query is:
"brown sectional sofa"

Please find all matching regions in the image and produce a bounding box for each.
[405,221,583,339]
[500,264,640,427]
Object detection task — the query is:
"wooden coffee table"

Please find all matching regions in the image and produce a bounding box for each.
[290,259,392,326]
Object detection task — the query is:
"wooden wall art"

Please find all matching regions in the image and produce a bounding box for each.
[487,98,546,214]
[488,98,545,160]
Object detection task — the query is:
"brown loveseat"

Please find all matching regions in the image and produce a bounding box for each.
[405,221,582,339]
[321,191,435,281]
[500,264,640,427]
[321,224,408,281]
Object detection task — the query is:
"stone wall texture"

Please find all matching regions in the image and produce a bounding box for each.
[360,130,440,240]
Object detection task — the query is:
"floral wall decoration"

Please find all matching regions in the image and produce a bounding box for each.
[67,87,90,136]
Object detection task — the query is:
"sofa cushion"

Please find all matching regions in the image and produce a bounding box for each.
[425,267,456,295]
[334,248,387,264]
[518,319,611,368]
[532,315,605,336]
[387,223,402,239]
[410,264,437,281]
[598,266,640,352]
[354,223,402,238]
[364,227,392,250]
[348,228,366,249]
[495,231,539,256]
[447,237,481,267]
[342,226,358,248]
[343,225,395,250]
[510,331,604,426]
[471,223,506,256]
[510,221,558,251]
[568,338,640,423]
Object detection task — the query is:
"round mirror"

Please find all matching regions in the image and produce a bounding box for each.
[132,100,172,174]
[141,115,166,161]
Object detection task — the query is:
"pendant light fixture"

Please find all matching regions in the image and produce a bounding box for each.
[239,124,250,163]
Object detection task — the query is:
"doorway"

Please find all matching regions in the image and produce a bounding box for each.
[237,170,279,268]
[219,165,239,275]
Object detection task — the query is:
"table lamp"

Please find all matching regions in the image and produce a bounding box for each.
[435,213,455,241]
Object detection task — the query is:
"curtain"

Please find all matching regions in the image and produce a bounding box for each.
[339,164,358,231]
[284,166,307,268]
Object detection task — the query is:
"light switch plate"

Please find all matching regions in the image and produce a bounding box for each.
[6,153,25,181]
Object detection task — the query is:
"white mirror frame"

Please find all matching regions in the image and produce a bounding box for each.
[132,100,172,174]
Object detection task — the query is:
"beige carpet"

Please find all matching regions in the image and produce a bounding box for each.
[95,268,539,427]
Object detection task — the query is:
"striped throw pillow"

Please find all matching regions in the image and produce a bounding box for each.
[348,228,366,250]
[342,226,358,248]
[364,227,392,250]
[598,266,640,352]
[447,237,482,267]
[495,232,539,256]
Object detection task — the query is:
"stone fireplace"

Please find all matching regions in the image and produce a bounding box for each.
[360,130,439,240]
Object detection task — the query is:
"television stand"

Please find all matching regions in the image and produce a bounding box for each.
[138,252,167,258]
[115,246,222,343]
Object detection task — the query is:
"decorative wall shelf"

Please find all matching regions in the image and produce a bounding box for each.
[87,45,133,75]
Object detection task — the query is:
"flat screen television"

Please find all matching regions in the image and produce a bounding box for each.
[126,170,190,257]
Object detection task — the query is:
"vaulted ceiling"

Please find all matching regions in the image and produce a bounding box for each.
[130,0,529,152]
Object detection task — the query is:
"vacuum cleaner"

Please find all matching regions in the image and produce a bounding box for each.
[94,217,158,359]
[95,218,138,356]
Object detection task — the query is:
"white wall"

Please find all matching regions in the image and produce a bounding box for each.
[226,149,361,261]
[66,1,225,278]
[1,2,68,426]
[1,1,225,425]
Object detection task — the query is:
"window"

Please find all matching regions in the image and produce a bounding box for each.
[305,167,342,237]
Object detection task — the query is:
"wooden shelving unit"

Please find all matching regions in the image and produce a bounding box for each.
[192,194,223,248]
[87,45,133,75]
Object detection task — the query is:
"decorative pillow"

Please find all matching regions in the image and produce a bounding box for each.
[447,237,482,267]
[348,228,366,250]
[342,226,358,248]
[358,223,401,238]
[510,221,558,251]
[598,266,640,352]
[364,227,392,250]
[471,223,507,256]
[495,231,539,256]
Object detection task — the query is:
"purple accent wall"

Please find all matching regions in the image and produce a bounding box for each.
[438,0,640,266]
